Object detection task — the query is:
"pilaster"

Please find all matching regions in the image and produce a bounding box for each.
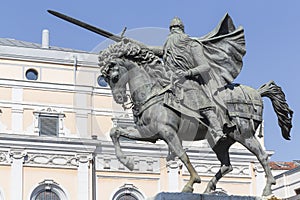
[10,150,27,200]
[76,154,92,200]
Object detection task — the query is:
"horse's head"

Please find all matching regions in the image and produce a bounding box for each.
[100,58,129,104]
[99,39,168,106]
[99,40,143,105]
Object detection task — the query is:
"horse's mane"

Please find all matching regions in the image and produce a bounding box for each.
[99,40,170,86]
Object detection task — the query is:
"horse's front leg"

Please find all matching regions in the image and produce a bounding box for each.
[110,127,135,170]
[110,126,157,171]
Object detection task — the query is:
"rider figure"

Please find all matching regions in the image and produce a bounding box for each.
[163,17,227,147]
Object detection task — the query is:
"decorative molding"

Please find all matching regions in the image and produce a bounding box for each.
[103,156,111,169]
[96,155,160,174]
[182,161,252,177]
[9,149,27,161]
[0,151,9,164]
[254,163,264,174]
[97,175,160,181]
[146,158,154,172]
[167,159,182,173]
[25,153,78,168]
[0,101,117,118]
[0,46,99,67]
[0,79,113,99]
[76,154,92,164]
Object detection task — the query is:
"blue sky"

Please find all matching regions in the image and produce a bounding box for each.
[1,1,299,161]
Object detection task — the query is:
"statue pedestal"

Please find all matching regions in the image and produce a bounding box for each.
[151,192,262,200]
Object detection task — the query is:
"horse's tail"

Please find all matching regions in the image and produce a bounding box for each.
[258,81,293,140]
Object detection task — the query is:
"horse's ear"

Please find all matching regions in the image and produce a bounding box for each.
[100,65,111,77]
[122,38,130,44]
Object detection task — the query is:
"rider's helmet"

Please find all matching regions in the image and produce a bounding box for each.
[169,17,185,32]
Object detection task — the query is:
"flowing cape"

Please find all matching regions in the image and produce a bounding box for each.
[195,13,246,85]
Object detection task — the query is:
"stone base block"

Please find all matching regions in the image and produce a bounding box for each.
[151,192,262,200]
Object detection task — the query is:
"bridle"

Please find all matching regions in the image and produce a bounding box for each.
[122,94,134,110]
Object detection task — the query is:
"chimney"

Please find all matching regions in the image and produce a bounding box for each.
[42,29,49,49]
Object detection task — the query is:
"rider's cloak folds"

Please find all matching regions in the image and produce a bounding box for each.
[196,13,246,85]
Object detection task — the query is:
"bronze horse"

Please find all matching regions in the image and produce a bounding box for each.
[99,40,293,196]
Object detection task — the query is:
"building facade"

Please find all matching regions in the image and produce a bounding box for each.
[270,161,300,199]
[0,34,268,200]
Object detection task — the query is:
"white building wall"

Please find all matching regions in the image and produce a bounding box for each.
[272,166,300,198]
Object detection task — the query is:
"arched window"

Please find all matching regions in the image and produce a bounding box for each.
[30,180,67,200]
[112,184,145,200]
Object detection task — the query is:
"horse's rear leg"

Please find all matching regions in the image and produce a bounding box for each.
[241,136,276,196]
[204,139,234,193]
[160,129,201,193]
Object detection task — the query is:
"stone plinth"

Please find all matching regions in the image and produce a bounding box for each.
[151,192,262,200]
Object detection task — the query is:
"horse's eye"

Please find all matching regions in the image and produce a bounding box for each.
[109,62,116,68]
[111,75,119,84]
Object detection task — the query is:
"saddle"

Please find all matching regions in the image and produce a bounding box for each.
[163,83,263,125]
[163,92,204,120]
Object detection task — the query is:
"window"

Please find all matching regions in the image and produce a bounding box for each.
[39,115,59,136]
[33,108,65,137]
[97,75,108,87]
[25,68,39,80]
[112,184,145,200]
[30,180,67,200]
[295,187,300,195]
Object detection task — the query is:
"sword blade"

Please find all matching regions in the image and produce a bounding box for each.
[47,10,122,42]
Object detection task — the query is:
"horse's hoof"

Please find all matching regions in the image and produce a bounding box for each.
[194,175,201,184]
[203,188,211,194]
[204,180,216,194]
[262,184,273,197]
[182,185,194,193]
[262,189,273,197]
[261,194,275,199]
[203,186,213,194]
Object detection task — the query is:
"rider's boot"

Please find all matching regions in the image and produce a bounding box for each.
[201,109,227,147]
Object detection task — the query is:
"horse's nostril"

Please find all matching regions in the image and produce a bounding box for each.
[116,94,123,102]
[124,96,128,102]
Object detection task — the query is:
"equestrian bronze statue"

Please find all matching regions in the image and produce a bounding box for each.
[49,10,293,197]
[98,15,293,196]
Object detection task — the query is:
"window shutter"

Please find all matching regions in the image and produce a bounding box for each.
[36,190,60,200]
[39,115,58,136]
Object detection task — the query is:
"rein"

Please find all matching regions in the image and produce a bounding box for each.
[122,84,173,116]
[122,75,178,115]
[122,94,134,110]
